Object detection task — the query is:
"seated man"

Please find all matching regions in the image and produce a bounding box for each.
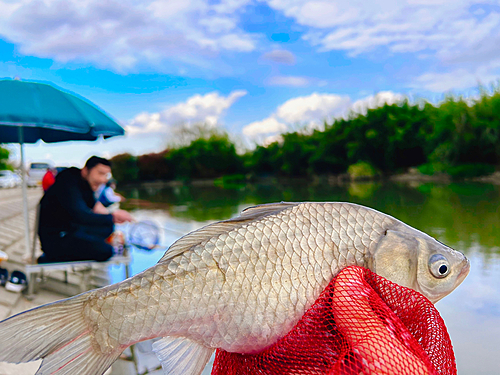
[37,156,133,263]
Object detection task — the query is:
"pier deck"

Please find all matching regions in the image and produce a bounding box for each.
[0,187,135,375]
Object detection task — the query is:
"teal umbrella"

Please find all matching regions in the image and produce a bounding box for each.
[0,79,125,260]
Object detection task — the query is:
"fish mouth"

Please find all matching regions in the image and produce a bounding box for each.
[455,258,470,288]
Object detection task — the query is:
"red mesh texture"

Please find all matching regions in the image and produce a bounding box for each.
[212,266,456,375]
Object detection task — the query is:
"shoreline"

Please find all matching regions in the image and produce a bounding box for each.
[118,170,500,189]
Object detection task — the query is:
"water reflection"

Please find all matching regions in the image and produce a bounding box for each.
[347,181,381,199]
[117,180,500,375]
[121,181,500,257]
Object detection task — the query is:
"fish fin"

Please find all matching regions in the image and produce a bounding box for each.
[159,202,299,262]
[234,201,299,221]
[152,336,214,375]
[0,292,121,375]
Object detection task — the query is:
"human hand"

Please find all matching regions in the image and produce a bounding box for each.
[93,202,109,215]
[112,209,134,224]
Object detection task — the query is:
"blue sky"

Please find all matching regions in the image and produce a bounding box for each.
[0,0,499,166]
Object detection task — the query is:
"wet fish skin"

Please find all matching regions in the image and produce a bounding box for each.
[0,202,469,375]
[83,202,394,355]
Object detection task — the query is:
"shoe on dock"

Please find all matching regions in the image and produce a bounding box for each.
[5,270,27,293]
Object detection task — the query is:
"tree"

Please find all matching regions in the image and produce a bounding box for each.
[0,146,10,170]
[137,151,173,181]
[109,153,138,182]
[167,133,244,179]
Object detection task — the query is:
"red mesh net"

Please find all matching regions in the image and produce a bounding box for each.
[212,266,456,375]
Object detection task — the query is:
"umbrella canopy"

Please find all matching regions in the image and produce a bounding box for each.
[0,79,125,261]
[0,79,124,141]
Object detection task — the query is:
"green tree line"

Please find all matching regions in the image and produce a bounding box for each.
[111,90,500,183]
[0,146,11,170]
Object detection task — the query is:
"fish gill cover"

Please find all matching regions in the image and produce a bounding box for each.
[212,265,456,375]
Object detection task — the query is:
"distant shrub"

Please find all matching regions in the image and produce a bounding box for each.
[110,153,138,182]
[137,151,173,181]
[417,162,447,175]
[213,174,246,189]
[0,147,11,171]
[167,133,244,180]
[347,162,380,180]
[447,163,495,178]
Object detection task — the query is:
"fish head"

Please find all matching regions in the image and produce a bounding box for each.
[371,228,470,303]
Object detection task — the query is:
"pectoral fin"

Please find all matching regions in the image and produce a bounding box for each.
[152,336,214,375]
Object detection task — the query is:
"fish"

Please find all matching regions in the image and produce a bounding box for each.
[0,202,469,375]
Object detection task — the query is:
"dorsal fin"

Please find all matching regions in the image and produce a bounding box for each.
[225,202,298,223]
[158,202,299,263]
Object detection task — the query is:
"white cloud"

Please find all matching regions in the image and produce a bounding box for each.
[241,117,286,146]
[213,0,252,14]
[149,0,204,19]
[262,1,500,92]
[266,75,329,88]
[411,64,500,92]
[0,0,256,72]
[351,91,405,114]
[199,16,237,34]
[261,49,296,64]
[2,0,499,92]
[413,70,480,93]
[265,0,500,71]
[217,33,255,52]
[0,1,20,18]
[243,117,287,137]
[276,93,351,124]
[162,90,247,125]
[242,91,405,144]
[294,1,359,28]
[472,8,486,16]
[126,112,164,135]
[262,134,284,146]
[126,90,247,135]
[267,76,311,87]
[242,92,351,143]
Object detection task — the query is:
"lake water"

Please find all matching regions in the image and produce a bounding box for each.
[114,180,500,375]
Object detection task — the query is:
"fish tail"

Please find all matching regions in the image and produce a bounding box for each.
[0,292,121,375]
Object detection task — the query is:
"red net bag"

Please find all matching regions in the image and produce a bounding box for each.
[212,266,456,375]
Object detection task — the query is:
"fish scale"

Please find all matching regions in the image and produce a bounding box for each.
[82,203,394,355]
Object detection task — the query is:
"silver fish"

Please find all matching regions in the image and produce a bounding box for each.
[0,202,469,375]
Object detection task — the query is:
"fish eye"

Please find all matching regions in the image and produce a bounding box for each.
[428,254,450,278]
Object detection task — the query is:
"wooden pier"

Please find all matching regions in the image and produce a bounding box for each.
[0,187,136,375]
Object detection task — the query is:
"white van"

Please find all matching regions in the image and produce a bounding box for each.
[27,162,52,187]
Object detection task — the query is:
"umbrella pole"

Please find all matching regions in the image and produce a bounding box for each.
[18,127,32,262]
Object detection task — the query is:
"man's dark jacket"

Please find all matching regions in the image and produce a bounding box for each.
[38,168,114,261]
